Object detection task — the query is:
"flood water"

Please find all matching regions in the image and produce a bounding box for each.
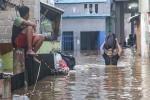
[13,48,150,100]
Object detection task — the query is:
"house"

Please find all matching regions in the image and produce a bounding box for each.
[0,0,41,43]
[55,0,112,53]
[110,0,129,45]
[139,0,150,58]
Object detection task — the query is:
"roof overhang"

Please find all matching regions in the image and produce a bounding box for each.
[129,14,140,23]
[40,2,64,20]
[55,0,107,4]
[114,0,129,2]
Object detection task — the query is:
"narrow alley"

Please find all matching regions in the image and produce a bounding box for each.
[0,0,150,100]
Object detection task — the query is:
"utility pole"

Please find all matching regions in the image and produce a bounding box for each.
[139,0,150,59]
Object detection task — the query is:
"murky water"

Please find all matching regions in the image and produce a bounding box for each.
[13,48,150,100]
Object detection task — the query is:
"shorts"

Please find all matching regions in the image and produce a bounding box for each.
[15,33,35,48]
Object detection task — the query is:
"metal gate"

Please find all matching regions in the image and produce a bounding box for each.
[80,31,99,51]
[62,32,74,51]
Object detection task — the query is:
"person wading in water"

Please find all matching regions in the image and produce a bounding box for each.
[100,32,122,65]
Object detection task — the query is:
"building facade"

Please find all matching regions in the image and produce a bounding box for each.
[55,0,111,53]
[139,0,150,59]
[0,0,40,43]
[111,0,129,45]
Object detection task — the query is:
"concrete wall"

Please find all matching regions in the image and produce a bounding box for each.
[139,0,150,13]
[62,18,106,51]
[62,18,106,32]
[0,0,40,43]
[56,2,111,17]
[139,0,150,59]
[111,2,128,44]
[55,2,110,52]
[41,0,54,5]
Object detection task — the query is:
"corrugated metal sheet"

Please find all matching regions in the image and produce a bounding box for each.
[41,1,64,14]
[80,31,99,50]
[55,0,107,3]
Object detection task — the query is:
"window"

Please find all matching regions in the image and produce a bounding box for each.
[84,4,87,9]
[84,4,88,14]
[89,4,93,14]
[72,7,76,13]
[95,4,98,13]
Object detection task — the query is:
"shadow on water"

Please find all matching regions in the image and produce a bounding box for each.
[13,49,150,100]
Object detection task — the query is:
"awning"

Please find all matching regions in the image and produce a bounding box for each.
[40,2,64,36]
[128,14,140,23]
[40,2,64,20]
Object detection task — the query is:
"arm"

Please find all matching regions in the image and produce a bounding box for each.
[21,19,36,32]
[14,17,36,30]
[22,19,36,27]
[100,41,105,55]
[116,40,122,56]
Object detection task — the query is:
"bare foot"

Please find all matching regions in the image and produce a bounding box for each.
[26,50,36,56]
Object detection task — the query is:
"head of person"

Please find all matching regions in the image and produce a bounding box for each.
[18,6,30,20]
[104,31,117,53]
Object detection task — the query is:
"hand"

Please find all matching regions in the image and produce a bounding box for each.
[24,20,37,28]
[28,20,37,27]
[115,38,118,41]
[33,25,36,32]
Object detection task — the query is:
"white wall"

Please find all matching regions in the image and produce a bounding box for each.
[62,18,106,32]
[41,0,54,5]
[56,3,110,17]
[139,0,150,13]
[124,13,131,39]
[61,18,106,51]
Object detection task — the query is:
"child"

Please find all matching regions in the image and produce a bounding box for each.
[12,6,48,55]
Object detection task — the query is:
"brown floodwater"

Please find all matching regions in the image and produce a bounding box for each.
[13,48,150,100]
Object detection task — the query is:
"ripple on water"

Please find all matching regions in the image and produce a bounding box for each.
[13,49,150,100]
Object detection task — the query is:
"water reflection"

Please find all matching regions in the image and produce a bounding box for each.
[13,49,149,100]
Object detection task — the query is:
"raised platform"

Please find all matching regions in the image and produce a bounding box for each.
[11,53,55,91]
